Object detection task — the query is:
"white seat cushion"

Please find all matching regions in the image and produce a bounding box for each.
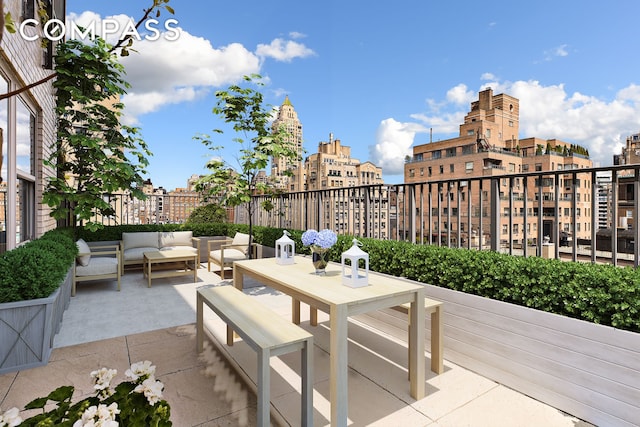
[76,239,91,266]
[160,246,198,254]
[123,247,158,261]
[76,257,118,277]
[209,248,247,265]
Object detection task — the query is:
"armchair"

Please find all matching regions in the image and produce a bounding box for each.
[73,239,121,296]
[207,232,256,278]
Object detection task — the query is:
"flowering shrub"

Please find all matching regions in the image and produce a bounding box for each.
[301,229,337,249]
[0,360,171,426]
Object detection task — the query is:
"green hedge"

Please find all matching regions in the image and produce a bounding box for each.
[354,238,640,332]
[0,228,77,303]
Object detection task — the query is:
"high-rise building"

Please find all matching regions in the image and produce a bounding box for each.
[271,96,303,190]
[293,133,384,192]
[614,132,640,165]
[405,88,593,247]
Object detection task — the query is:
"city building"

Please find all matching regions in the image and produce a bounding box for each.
[294,133,384,192]
[613,132,640,166]
[595,171,613,230]
[270,96,303,191]
[405,88,593,248]
[0,0,66,253]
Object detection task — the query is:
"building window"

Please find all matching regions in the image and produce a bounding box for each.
[465,161,473,172]
[449,164,454,173]
[432,150,441,159]
[439,165,444,174]
[428,166,432,177]
[0,76,37,249]
[535,163,542,171]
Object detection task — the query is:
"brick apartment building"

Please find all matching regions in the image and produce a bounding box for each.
[405,88,593,247]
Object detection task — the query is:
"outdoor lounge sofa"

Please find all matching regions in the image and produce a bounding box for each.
[120,231,200,274]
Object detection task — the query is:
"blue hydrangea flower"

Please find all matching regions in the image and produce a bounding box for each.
[302,228,337,249]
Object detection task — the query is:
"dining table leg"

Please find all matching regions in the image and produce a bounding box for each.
[409,289,426,400]
[330,304,348,427]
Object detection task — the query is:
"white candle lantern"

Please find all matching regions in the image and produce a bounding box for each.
[341,239,369,288]
[275,230,295,265]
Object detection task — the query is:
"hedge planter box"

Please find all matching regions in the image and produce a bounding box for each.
[0,269,72,374]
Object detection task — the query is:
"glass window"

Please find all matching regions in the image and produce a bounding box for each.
[16,98,36,245]
[465,161,473,172]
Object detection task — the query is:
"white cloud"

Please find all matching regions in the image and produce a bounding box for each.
[542,44,570,61]
[119,33,263,124]
[66,11,314,125]
[369,119,428,175]
[256,38,316,62]
[371,79,640,174]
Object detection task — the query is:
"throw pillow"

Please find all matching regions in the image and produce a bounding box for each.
[76,238,91,266]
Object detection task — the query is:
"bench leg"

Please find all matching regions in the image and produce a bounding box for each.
[301,339,313,426]
[257,348,270,427]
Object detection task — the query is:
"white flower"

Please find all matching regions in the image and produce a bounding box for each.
[125,360,156,383]
[72,403,119,427]
[134,378,164,406]
[90,368,117,399]
[0,407,22,427]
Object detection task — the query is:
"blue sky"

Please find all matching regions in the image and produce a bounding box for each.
[66,0,640,191]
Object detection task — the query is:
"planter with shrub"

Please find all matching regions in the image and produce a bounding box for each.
[0,229,77,374]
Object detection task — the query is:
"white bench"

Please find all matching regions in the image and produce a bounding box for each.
[391,298,444,375]
[196,286,314,427]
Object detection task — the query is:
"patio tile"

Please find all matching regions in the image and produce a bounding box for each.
[434,383,593,427]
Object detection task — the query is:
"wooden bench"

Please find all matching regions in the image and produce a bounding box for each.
[196,286,314,427]
[392,298,444,375]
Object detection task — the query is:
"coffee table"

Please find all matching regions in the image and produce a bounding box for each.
[142,250,198,288]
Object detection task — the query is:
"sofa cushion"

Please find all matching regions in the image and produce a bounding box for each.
[75,257,118,276]
[159,231,193,248]
[122,232,159,250]
[76,239,91,266]
[231,232,251,255]
[159,246,198,255]
[123,247,158,261]
[209,248,247,265]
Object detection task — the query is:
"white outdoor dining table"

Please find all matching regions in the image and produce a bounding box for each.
[233,256,425,427]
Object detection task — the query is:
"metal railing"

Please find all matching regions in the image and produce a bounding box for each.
[96,165,640,267]
[239,165,640,268]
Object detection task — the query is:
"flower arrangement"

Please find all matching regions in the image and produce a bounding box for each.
[301,229,337,250]
[0,360,171,427]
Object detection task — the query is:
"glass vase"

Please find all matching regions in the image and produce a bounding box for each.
[311,246,330,275]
